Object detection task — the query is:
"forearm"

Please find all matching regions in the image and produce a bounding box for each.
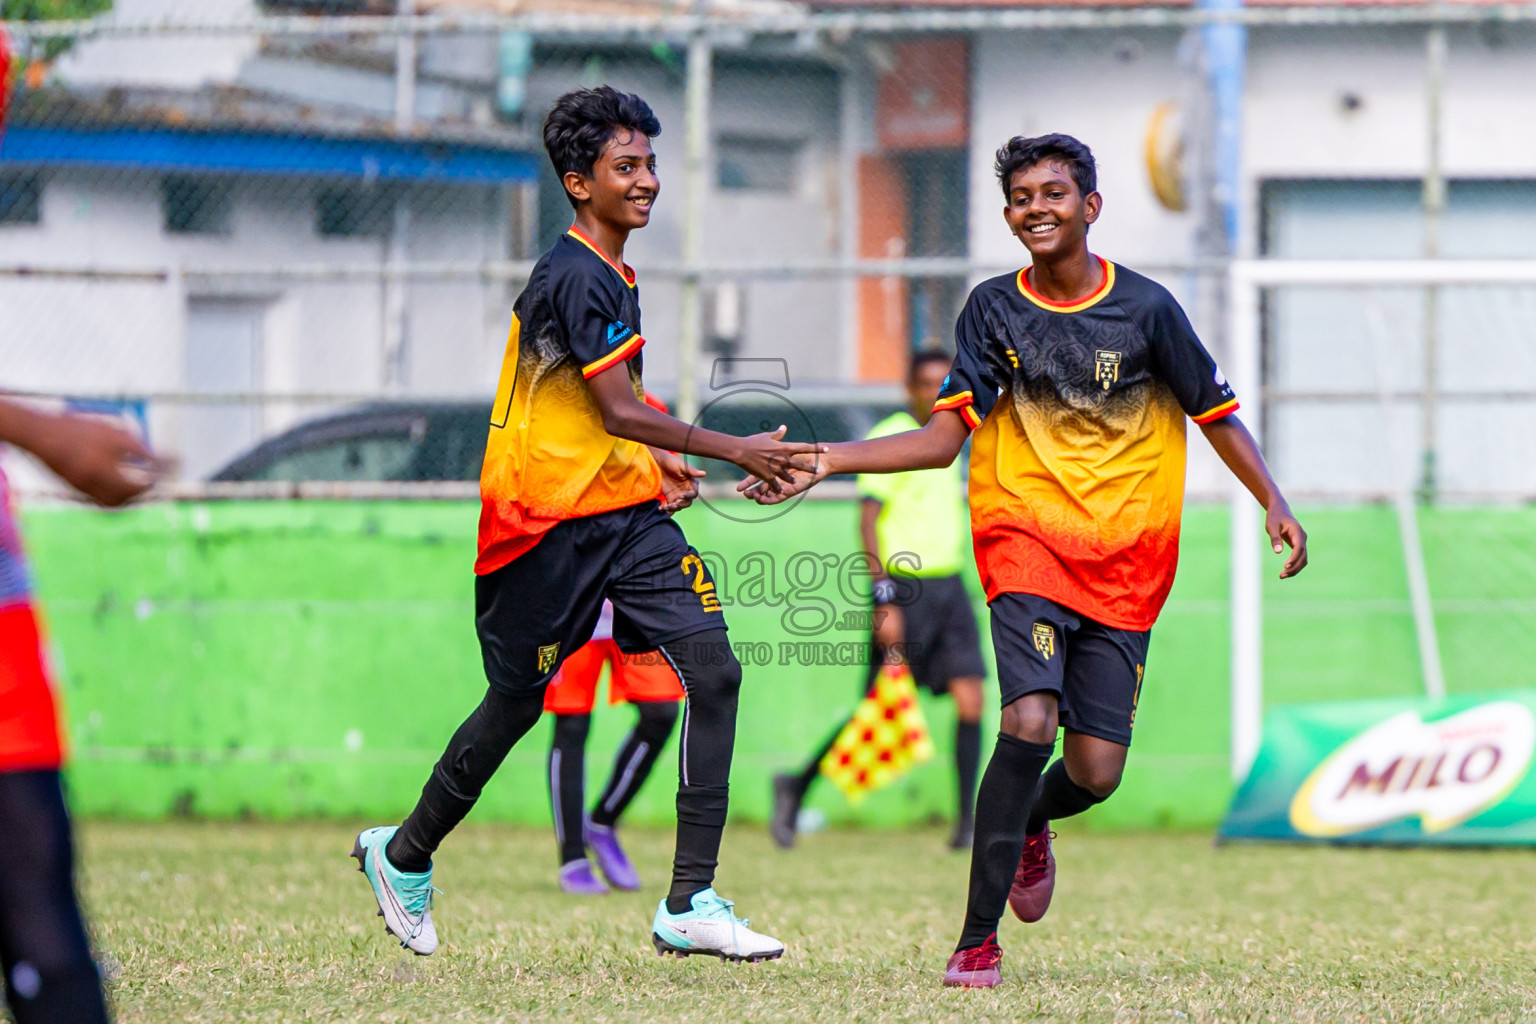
[0,399,52,456]
[601,401,747,462]
[1202,416,1287,510]
[822,413,968,476]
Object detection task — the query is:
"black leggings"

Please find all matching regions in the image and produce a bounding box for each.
[389,628,740,907]
[0,771,109,1024]
[549,702,679,864]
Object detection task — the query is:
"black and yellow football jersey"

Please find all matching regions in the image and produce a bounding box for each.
[477,227,662,574]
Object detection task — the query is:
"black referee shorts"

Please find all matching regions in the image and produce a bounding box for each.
[886,574,987,695]
[474,501,727,696]
[989,592,1150,747]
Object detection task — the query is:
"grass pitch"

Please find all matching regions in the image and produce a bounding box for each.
[82,822,1535,1023]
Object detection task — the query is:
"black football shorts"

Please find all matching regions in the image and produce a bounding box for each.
[989,592,1150,746]
[474,501,727,696]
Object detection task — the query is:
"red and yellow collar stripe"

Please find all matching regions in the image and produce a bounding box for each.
[568,225,637,288]
[581,333,646,379]
[1016,257,1116,313]
[1192,397,1240,425]
[932,391,983,430]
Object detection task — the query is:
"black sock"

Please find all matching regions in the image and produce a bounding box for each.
[387,687,546,873]
[0,771,109,1024]
[957,733,1054,951]
[1026,758,1107,835]
[794,722,843,794]
[955,719,981,824]
[658,630,740,914]
[549,714,592,864]
[591,700,677,828]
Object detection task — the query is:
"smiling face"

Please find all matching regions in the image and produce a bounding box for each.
[1002,159,1101,260]
[563,128,659,230]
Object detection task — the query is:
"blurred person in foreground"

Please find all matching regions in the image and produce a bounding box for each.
[770,351,987,852]
[351,87,818,963]
[742,134,1308,988]
[0,399,157,1023]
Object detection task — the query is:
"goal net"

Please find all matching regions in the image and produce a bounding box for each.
[1227,259,1536,779]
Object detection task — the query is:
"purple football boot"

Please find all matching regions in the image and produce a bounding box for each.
[558,858,610,896]
[585,820,641,891]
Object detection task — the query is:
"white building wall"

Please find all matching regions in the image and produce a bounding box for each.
[55,0,261,89]
[0,168,508,478]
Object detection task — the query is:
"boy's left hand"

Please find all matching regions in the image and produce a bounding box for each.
[738,452,828,505]
[653,448,706,513]
[1267,502,1308,578]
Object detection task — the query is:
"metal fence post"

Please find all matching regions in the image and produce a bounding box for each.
[1419,19,1446,502]
[1229,262,1263,783]
[384,0,417,394]
[677,29,713,425]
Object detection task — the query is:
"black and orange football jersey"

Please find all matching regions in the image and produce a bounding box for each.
[476,227,662,575]
[934,258,1239,631]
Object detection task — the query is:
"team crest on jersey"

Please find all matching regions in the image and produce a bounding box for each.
[537,642,561,674]
[1032,623,1056,660]
[1094,350,1122,390]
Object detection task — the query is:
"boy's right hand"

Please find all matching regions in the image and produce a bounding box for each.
[731,426,825,493]
[32,412,161,507]
[737,450,830,505]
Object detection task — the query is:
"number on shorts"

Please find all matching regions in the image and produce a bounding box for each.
[680,554,723,613]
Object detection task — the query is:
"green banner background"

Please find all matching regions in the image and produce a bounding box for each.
[21,501,1536,829]
[1221,690,1536,844]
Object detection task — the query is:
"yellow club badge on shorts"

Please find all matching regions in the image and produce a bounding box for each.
[537,642,561,675]
[1032,623,1056,660]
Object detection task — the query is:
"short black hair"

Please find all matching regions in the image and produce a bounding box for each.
[909,349,952,381]
[994,133,1096,200]
[542,87,662,210]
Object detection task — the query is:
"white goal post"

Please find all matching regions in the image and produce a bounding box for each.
[1226,258,1536,782]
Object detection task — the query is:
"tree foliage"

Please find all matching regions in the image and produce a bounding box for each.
[3,0,115,63]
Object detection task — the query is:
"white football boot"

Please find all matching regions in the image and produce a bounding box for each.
[651,888,784,962]
[352,826,439,955]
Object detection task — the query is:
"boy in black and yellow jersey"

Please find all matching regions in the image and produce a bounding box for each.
[353,87,815,964]
[743,134,1309,987]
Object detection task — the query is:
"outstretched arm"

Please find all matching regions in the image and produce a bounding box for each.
[586,365,822,489]
[1200,414,1308,578]
[0,399,158,507]
[741,409,971,504]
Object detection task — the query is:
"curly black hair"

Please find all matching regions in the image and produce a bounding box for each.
[994,133,1097,200]
[542,87,662,210]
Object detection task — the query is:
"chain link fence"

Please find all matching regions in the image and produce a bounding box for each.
[2,2,1535,500]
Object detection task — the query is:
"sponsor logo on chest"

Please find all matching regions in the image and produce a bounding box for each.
[1094,350,1122,391]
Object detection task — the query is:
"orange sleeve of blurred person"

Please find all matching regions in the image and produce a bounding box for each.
[642,392,676,456]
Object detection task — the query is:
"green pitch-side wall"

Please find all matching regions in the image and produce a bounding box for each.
[20,501,1536,830]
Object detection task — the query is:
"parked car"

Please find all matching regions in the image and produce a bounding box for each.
[210,397,902,483]
[210,402,491,482]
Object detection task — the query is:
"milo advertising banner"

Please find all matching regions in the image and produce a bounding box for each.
[1220,690,1536,844]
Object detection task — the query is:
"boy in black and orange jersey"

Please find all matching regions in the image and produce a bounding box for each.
[353,87,816,963]
[743,134,1308,988]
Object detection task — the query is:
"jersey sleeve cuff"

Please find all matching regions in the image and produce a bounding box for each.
[1192,397,1240,425]
[933,392,982,430]
[581,333,645,378]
